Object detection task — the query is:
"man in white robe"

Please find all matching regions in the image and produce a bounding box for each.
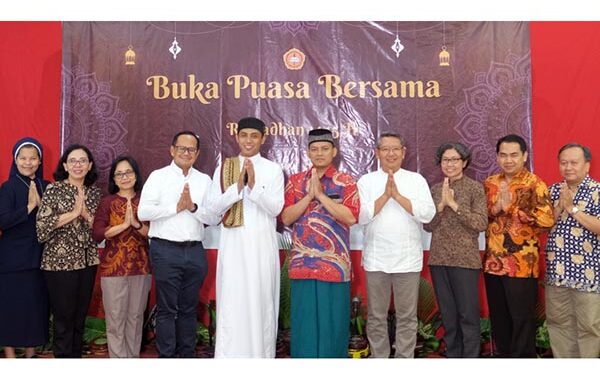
[209,117,284,358]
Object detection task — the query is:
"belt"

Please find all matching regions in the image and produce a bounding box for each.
[151,237,202,248]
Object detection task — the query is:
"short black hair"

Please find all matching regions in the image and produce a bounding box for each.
[377,132,403,147]
[107,155,144,194]
[496,134,527,154]
[172,131,200,149]
[435,142,471,169]
[53,144,98,186]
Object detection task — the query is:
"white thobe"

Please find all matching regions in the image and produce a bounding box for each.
[209,153,284,358]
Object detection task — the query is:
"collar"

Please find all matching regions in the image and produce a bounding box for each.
[571,175,592,190]
[309,164,337,178]
[169,160,194,178]
[500,168,529,182]
[238,152,261,163]
[377,167,403,176]
[449,175,466,185]
[304,164,338,179]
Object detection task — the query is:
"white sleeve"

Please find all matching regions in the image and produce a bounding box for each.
[247,165,284,217]
[357,175,375,225]
[207,165,243,217]
[138,171,178,221]
[191,176,221,225]
[408,175,436,224]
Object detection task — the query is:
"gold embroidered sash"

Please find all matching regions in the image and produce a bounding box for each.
[221,157,244,227]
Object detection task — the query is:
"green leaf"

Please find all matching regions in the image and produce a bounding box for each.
[83,317,107,344]
[535,320,551,349]
[480,318,492,342]
[196,322,209,344]
[279,255,292,330]
[417,277,438,323]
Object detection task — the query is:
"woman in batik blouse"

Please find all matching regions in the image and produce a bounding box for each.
[36,144,101,358]
[424,142,488,358]
[92,156,151,358]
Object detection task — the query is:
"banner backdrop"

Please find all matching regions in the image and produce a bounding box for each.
[61,22,531,189]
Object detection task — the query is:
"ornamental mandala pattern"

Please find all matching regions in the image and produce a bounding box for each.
[268,21,319,36]
[61,65,128,188]
[454,52,532,181]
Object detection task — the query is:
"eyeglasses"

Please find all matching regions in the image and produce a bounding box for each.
[67,158,89,166]
[114,170,135,179]
[441,157,462,165]
[174,146,198,154]
[378,147,404,155]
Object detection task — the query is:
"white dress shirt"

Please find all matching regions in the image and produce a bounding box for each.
[358,168,436,273]
[138,161,219,242]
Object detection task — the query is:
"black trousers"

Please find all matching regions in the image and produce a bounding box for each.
[484,273,538,358]
[430,266,481,358]
[149,238,207,358]
[44,266,97,358]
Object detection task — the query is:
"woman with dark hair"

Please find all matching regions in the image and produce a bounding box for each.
[36,144,101,358]
[92,156,151,358]
[423,142,488,358]
[0,137,49,358]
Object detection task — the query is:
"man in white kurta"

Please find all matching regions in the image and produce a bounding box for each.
[209,117,284,358]
[357,133,436,358]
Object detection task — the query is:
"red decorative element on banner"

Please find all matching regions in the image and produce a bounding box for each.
[283,48,305,71]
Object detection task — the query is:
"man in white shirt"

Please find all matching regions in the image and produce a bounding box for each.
[138,131,218,358]
[209,117,284,358]
[357,132,436,358]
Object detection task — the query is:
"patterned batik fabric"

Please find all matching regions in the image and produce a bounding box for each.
[483,169,554,278]
[220,157,244,228]
[546,176,600,293]
[37,181,102,271]
[284,165,360,282]
[93,194,150,277]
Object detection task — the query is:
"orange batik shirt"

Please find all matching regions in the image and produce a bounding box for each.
[483,169,554,278]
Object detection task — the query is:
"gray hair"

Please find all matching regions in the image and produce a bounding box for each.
[558,143,592,162]
[376,132,403,148]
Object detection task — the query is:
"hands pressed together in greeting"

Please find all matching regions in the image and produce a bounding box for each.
[554,181,576,216]
[177,183,197,213]
[237,159,256,193]
[437,177,459,213]
[26,180,41,214]
[492,181,512,215]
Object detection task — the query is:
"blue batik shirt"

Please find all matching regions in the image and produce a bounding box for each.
[546,175,600,293]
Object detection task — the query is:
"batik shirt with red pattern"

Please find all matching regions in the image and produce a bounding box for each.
[284,165,360,282]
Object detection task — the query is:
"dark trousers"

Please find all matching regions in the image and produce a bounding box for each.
[149,238,207,358]
[44,265,97,358]
[484,273,538,358]
[430,266,481,358]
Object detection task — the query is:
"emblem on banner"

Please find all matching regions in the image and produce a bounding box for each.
[283,48,305,70]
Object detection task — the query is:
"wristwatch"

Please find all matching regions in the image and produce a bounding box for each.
[570,206,580,215]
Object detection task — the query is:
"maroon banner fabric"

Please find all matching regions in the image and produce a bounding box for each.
[61,22,531,192]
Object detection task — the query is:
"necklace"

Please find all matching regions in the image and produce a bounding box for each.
[16,175,33,188]
[16,175,42,193]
